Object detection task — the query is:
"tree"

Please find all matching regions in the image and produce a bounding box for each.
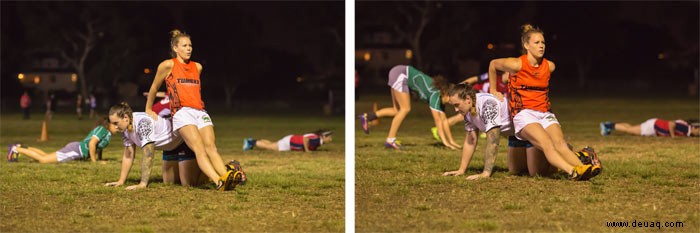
[393,0,438,69]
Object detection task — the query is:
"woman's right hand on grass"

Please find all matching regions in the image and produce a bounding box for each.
[105,181,123,187]
[442,170,464,176]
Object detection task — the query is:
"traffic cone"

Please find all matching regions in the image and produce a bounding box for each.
[370,102,380,126]
[38,120,48,142]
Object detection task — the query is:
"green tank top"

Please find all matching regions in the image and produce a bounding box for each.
[407,66,444,112]
[79,126,112,159]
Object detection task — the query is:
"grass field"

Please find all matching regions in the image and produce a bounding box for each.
[356,94,699,232]
[0,113,344,232]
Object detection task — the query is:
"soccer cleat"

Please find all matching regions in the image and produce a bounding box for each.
[384,139,402,150]
[226,160,247,186]
[243,138,255,151]
[6,144,19,162]
[581,146,602,177]
[359,113,370,134]
[431,127,441,142]
[569,164,594,181]
[600,122,612,136]
[576,151,592,165]
[216,170,235,191]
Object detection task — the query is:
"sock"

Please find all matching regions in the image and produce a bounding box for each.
[387,137,396,143]
[366,112,378,121]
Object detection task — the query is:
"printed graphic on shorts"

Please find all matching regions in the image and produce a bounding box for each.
[545,114,557,122]
[137,118,153,141]
[481,99,499,126]
[202,115,211,123]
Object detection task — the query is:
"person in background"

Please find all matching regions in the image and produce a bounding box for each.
[20,90,31,120]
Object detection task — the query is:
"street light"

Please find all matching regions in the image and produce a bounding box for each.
[363,52,371,61]
[18,73,24,80]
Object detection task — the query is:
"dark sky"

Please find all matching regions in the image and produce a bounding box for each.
[356,1,699,94]
[1,1,344,101]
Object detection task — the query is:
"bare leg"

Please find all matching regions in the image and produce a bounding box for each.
[545,124,583,167]
[199,126,227,176]
[520,124,574,174]
[388,90,411,139]
[375,89,399,118]
[256,139,280,151]
[615,122,642,135]
[526,148,556,177]
[178,125,221,184]
[162,161,179,185]
[179,159,207,187]
[16,147,57,164]
[507,147,529,175]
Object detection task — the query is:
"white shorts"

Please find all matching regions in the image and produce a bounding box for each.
[56,142,83,162]
[512,109,560,140]
[640,118,657,136]
[277,135,292,152]
[172,107,214,131]
[387,65,409,93]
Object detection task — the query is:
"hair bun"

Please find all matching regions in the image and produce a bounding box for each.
[170,29,182,38]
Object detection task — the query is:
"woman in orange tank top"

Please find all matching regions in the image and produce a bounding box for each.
[144,30,245,191]
[487,24,601,181]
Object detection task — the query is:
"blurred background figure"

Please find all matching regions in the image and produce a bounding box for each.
[20,90,31,120]
[88,93,97,119]
[76,93,83,120]
[45,92,55,120]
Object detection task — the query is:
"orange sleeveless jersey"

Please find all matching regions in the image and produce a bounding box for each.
[165,58,205,115]
[507,55,551,118]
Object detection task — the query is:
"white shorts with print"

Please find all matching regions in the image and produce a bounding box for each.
[512,109,560,140]
[56,141,83,162]
[276,135,292,151]
[172,107,214,131]
[640,118,657,136]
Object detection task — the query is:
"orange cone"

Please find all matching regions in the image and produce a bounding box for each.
[370,102,380,126]
[38,120,48,142]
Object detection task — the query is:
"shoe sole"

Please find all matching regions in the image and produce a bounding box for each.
[599,123,606,136]
[7,145,13,162]
[218,170,235,191]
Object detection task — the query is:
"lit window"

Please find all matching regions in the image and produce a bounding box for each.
[34,76,41,84]
[71,74,78,82]
[363,52,371,61]
[405,50,413,59]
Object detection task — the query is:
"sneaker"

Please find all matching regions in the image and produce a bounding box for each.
[359,113,370,134]
[431,127,441,142]
[243,138,255,151]
[569,164,594,181]
[6,144,18,162]
[226,160,247,186]
[600,122,612,136]
[576,151,592,165]
[581,146,602,177]
[384,139,402,150]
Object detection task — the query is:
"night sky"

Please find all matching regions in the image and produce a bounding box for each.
[1,1,344,107]
[356,1,699,95]
[2,1,699,106]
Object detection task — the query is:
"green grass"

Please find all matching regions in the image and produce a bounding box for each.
[0,113,344,232]
[356,94,699,232]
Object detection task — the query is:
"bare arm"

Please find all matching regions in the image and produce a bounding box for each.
[466,127,501,180]
[459,76,479,85]
[431,110,457,150]
[88,136,99,162]
[105,146,135,187]
[145,60,173,120]
[126,143,155,190]
[668,121,676,138]
[443,130,478,176]
[303,136,310,152]
[488,58,521,99]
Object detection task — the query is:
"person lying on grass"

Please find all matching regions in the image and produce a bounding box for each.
[7,117,115,163]
[243,129,333,152]
[600,118,700,137]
